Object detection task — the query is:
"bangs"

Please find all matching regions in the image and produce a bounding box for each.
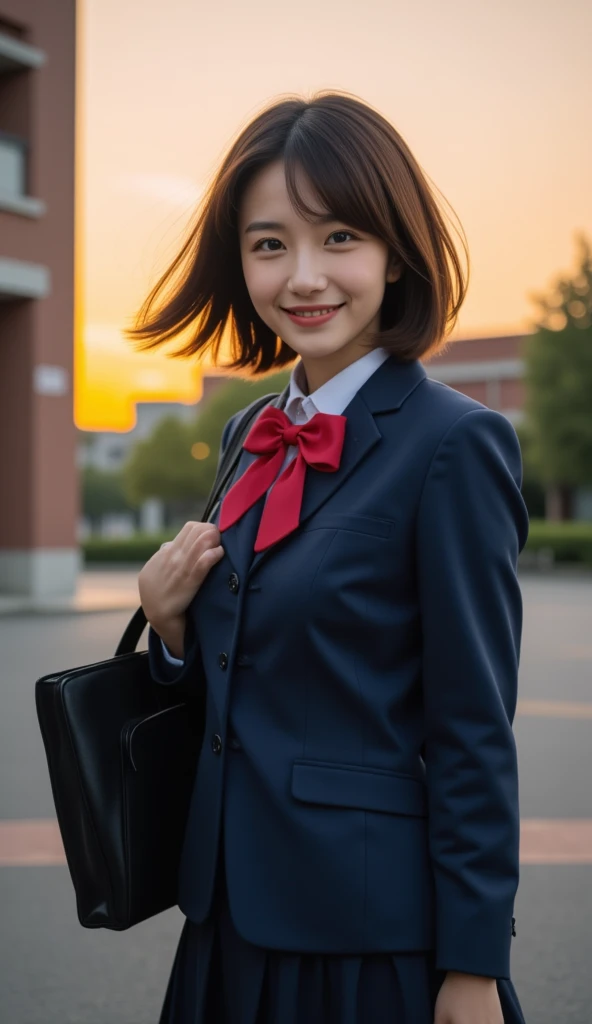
[282,120,393,242]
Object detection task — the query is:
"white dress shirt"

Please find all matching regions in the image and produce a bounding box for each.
[161,346,391,665]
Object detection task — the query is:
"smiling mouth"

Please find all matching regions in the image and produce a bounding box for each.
[281,304,345,318]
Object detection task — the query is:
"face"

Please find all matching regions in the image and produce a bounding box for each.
[238,160,401,385]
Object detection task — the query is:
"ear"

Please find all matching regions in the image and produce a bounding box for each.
[386,257,403,284]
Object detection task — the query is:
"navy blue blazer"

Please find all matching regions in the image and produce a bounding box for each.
[148,354,529,980]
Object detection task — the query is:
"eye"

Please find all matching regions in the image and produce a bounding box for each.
[253,238,285,252]
[326,230,358,245]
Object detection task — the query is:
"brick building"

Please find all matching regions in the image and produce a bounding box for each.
[0,1,77,598]
[426,334,592,520]
[425,333,526,426]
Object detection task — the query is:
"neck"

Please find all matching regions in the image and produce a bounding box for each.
[300,343,373,394]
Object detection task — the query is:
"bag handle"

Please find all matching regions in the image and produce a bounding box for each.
[115,387,288,656]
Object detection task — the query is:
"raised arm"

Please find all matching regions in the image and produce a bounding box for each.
[144,411,240,686]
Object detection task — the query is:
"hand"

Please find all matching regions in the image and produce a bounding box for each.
[434,972,504,1024]
[138,522,225,657]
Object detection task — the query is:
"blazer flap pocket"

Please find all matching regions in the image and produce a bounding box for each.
[292,761,427,817]
[305,513,394,538]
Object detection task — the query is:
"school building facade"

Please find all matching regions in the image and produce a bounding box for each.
[426,333,526,426]
[0,1,78,599]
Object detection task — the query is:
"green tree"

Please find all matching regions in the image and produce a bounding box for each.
[120,370,291,509]
[523,233,592,518]
[81,466,137,528]
[122,416,207,505]
[189,370,291,492]
[514,422,546,519]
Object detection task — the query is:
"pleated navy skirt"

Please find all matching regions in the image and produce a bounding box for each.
[158,851,526,1024]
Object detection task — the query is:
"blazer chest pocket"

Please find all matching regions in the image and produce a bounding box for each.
[291,760,427,818]
[303,513,395,539]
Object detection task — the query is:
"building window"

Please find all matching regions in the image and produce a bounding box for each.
[0,30,46,218]
[0,130,28,198]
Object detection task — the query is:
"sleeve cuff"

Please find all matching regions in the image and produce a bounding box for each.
[161,637,184,666]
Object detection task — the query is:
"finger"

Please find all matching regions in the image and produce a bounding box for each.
[178,521,219,553]
[174,521,203,545]
[179,520,201,531]
[198,522,221,542]
[184,520,218,537]
[194,545,225,574]
[187,529,222,563]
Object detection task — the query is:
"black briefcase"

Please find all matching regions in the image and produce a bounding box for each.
[34,391,281,930]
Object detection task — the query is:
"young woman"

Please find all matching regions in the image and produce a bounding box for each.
[131,91,529,1024]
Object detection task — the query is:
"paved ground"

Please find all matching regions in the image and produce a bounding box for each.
[1,573,591,1023]
[0,567,141,616]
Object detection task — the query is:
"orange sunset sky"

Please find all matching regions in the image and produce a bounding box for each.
[74,0,592,432]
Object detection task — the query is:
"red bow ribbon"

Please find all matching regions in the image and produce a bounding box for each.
[219,406,347,551]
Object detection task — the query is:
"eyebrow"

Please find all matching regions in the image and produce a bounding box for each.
[244,213,339,234]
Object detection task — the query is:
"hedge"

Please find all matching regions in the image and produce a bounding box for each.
[82,520,592,567]
[522,519,592,565]
[83,533,175,565]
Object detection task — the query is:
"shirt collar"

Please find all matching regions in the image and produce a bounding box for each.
[285,347,391,421]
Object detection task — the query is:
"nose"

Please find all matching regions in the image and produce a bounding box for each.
[287,250,328,296]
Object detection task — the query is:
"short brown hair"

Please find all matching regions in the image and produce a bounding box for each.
[125,91,468,374]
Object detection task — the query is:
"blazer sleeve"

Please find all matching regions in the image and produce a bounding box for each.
[416,407,529,980]
[147,411,240,688]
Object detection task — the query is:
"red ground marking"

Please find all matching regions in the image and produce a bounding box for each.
[2,819,592,866]
[519,820,592,864]
[517,699,592,719]
[0,820,66,865]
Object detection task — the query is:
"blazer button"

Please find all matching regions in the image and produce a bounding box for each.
[228,573,240,594]
[218,652,229,670]
[211,733,222,755]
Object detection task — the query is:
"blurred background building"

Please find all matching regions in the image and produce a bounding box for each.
[78,376,227,475]
[0,1,77,599]
[77,374,227,538]
[427,333,525,425]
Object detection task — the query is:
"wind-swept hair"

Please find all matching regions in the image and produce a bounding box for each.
[125,90,468,373]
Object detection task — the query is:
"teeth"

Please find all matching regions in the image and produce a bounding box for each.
[290,308,337,317]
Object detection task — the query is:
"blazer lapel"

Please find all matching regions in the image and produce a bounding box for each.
[219,356,427,580]
[247,355,427,578]
[216,388,289,578]
[217,447,265,580]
